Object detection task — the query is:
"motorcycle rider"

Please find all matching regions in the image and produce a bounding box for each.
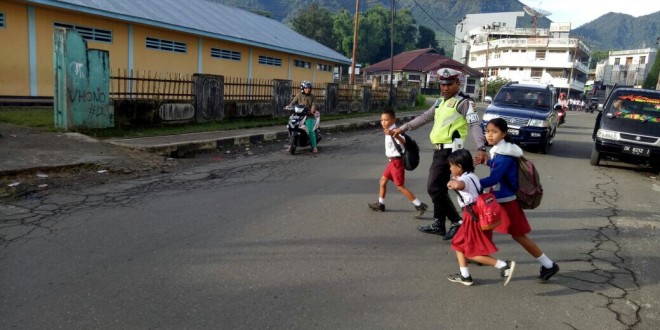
[288,81,319,153]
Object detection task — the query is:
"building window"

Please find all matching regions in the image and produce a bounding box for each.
[640,56,646,64]
[535,50,546,60]
[408,74,421,81]
[614,58,620,65]
[211,48,241,61]
[0,12,5,29]
[494,51,501,59]
[546,69,563,78]
[53,22,112,43]
[294,59,311,69]
[146,37,187,53]
[259,55,282,66]
[317,63,332,72]
[531,68,543,77]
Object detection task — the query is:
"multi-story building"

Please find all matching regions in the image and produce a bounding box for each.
[596,48,657,88]
[464,21,591,99]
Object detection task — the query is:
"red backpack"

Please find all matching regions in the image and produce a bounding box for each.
[514,156,543,209]
[457,177,504,231]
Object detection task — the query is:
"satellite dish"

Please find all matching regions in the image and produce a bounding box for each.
[523,5,552,34]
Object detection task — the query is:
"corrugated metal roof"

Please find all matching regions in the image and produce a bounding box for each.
[365,48,482,77]
[28,0,351,64]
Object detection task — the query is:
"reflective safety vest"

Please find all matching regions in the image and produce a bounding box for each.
[429,96,468,144]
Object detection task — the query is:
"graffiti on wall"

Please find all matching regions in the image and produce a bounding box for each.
[54,28,114,130]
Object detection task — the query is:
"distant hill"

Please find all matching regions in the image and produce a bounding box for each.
[572,11,660,51]
[208,0,657,53]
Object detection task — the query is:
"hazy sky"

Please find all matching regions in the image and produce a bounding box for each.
[518,0,660,28]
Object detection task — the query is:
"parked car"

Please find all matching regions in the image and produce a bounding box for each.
[481,82,559,154]
[590,86,660,170]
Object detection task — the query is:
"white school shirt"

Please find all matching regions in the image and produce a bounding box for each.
[456,172,482,207]
[385,124,405,158]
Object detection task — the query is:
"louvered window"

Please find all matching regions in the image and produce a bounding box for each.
[0,12,5,29]
[211,48,241,61]
[53,22,112,43]
[294,60,311,69]
[259,55,282,66]
[146,37,187,53]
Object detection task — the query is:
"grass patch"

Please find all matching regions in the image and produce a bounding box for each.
[0,106,56,131]
[1,104,427,138]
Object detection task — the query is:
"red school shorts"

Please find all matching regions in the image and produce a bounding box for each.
[383,158,405,186]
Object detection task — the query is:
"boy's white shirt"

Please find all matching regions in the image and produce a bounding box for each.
[385,124,405,157]
[456,172,481,207]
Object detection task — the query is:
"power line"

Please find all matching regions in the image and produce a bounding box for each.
[408,0,462,42]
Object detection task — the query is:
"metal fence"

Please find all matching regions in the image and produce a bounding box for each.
[110,69,193,101]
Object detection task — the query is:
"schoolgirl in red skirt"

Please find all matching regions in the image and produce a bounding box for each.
[478,118,559,282]
[445,149,516,286]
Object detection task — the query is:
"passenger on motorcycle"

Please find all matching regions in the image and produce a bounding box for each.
[288,81,319,153]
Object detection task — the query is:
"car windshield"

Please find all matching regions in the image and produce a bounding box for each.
[605,93,660,122]
[494,88,551,110]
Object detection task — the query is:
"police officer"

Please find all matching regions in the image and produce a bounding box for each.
[393,68,488,240]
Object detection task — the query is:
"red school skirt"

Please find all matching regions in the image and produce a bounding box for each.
[451,210,498,258]
[495,200,532,236]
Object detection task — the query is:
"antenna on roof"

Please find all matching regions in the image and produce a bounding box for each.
[523,5,552,35]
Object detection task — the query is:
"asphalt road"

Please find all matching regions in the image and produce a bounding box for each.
[1,110,659,329]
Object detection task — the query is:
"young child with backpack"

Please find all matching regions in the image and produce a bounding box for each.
[477,118,559,281]
[368,110,428,219]
[446,149,516,286]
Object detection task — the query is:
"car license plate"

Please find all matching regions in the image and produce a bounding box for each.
[622,145,651,157]
[507,128,519,136]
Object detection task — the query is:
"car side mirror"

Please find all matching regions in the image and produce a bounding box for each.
[553,104,562,111]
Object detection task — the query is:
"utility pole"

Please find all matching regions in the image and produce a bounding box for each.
[481,26,491,102]
[389,0,394,106]
[350,0,360,85]
[567,38,578,100]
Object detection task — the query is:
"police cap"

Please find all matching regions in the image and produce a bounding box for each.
[437,68,463,85]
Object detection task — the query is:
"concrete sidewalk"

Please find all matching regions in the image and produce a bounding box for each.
[0,112,420,177]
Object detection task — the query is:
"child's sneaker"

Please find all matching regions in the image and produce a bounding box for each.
[368,202,385,212]
[500,260,516,286]
[539,263,559,281]
[447,273,474,286]
[414,203,428,219]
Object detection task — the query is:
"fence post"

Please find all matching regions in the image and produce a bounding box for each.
[362,85,372,113]
[193,73,225,122]
[272,79,292,118]
[325,83,339,115]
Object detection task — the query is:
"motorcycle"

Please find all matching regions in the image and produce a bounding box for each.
[554,104,566,125]
[285,105,322,155]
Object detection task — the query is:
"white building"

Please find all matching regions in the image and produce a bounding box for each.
[597,48,657,88]
[465,21,591,98]
[453,12,526,63]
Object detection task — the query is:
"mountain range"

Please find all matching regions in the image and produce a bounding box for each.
[209,0,659,53]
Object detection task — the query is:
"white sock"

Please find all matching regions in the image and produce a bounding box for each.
[494,260,507,269]
[460,267,470,278]
[537,254,554,268]
[412,199,421,206]
[378,197,385,204]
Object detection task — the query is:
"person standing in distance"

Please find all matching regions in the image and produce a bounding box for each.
[392,68,488,240]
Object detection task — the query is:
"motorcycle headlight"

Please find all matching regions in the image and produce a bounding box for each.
[596,129,618,140]
[482,113,499,122]
[528,119,547,127]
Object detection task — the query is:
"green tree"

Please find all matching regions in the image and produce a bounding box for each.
[332,9,354,56]
[486,77,511,97]
[589,50,608,69]
[290,4,335,49]
[417,25,439,49]
[642,51,660,89]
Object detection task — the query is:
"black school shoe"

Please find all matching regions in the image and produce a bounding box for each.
[539,263,560,281]
[443,221,461,241]
[368,202,385,212]
[417,219,446,236]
